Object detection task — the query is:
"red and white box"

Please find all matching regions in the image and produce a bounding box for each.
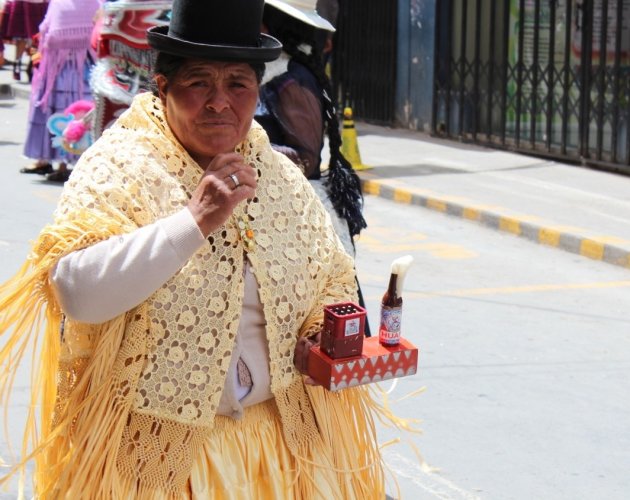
[308,336,419,392]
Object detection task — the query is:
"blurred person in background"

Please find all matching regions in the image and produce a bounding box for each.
[0,1,5,67]
[256,0,371,332]
[315,0,338,67]
[257,0,365,256]
[0,0,47,80]
[18,0,98,182]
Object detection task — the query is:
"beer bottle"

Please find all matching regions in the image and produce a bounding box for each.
[379,255,413,346]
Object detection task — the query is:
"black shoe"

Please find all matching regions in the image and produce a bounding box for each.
[46,169,71,183]
[20,162,53,175]
[26,61,33,83]
[12,61,20,81]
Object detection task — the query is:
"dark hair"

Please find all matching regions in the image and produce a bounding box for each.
[263,6,366,237]
[150,52,266,96]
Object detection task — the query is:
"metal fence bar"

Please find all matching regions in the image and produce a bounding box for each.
[529,0,541,148]
[561,0,573,155]
[445,2,454,135]
[611,0,623,163]
[432,0,442,135]
[472,0,482,139]
[458,0,468,136]
[579,0,594,159]
[545,0,557,152]
[500,1,510,145]
[515,0,526,147]
[486,0,496,141]
[595,0,609,161]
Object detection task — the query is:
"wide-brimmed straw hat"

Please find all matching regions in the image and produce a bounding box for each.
[147,0,282,63]
[265,0,335,32]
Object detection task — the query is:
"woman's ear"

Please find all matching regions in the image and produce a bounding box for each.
[155,74,168,103]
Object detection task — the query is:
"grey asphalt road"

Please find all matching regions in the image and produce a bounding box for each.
[356,195,630,500]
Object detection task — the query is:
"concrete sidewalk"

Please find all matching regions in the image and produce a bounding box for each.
[3,52,630,270]
[352,122,630,270]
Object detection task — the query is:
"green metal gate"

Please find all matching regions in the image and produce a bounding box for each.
[433,0,630,175]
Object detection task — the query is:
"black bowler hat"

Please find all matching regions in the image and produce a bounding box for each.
[147,0,282,63]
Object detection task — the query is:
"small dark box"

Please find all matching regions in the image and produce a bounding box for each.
[320,302,366,359]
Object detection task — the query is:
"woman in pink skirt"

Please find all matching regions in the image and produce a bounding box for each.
[19,0,98,181]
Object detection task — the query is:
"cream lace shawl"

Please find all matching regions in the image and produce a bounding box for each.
[0,93,389,497]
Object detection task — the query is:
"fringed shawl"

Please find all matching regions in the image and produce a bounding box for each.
[0,93,392,498]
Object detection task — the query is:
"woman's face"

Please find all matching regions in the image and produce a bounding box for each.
[156,59,259,167]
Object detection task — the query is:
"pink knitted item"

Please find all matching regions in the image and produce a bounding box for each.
[64,99,95,117]
[30,0,100,111]
[63,120,89,143]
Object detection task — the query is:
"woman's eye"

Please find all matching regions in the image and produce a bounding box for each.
[189,80,208,87]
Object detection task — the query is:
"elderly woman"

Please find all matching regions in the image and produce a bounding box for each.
[0,0,387,498]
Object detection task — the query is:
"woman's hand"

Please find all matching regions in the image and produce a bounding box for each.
[188,152,257,237]
[293,332,321,386]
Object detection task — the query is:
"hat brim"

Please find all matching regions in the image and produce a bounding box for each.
[147,25,282,63]
[265,0,335,32]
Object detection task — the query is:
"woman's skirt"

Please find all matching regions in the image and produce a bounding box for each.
[116,398,383,500]
[0,0,48,41]
[23,55,93,162]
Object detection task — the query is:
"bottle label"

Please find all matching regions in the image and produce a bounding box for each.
[379,306,402,345]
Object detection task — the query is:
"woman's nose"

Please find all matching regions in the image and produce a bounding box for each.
[205,88,230,112]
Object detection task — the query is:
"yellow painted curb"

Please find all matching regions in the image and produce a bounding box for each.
[363,180,381,196]
[499,216,521,235]
[580,239,605,260]
[539,228,561,247]
[427,198,447,212]
[463,207,481,221]
[393,189,412,203]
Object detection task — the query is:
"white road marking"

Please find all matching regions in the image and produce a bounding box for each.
[383,449,482,500]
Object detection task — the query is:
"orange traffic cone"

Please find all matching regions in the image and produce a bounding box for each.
[341,107,370,171]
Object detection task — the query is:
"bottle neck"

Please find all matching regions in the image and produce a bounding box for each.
[385,273,402,306]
